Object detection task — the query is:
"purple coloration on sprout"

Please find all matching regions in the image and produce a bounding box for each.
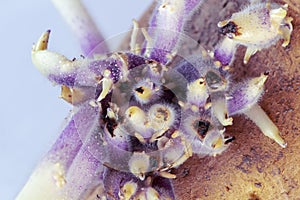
[48,73,77,86]
[175,59,200,83]
[214,45,235,66]
[227,73,268,116]
[125,53,147,69]
[18,0,292,199]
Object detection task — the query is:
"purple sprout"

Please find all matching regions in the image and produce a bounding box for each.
[17,0,292,199]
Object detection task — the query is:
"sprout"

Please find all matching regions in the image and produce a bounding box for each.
[215,2,293,65]
[132,79,162,104]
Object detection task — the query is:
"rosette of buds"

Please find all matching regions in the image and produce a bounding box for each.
[17,0,292,199]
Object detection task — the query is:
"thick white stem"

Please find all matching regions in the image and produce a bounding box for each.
[51,0,109,55]
[244,103,287,148]
[16,161,66,200]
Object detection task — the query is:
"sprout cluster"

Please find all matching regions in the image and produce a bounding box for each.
[17,0,292,199]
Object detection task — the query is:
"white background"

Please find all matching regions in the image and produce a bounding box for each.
[0,1,152,199]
